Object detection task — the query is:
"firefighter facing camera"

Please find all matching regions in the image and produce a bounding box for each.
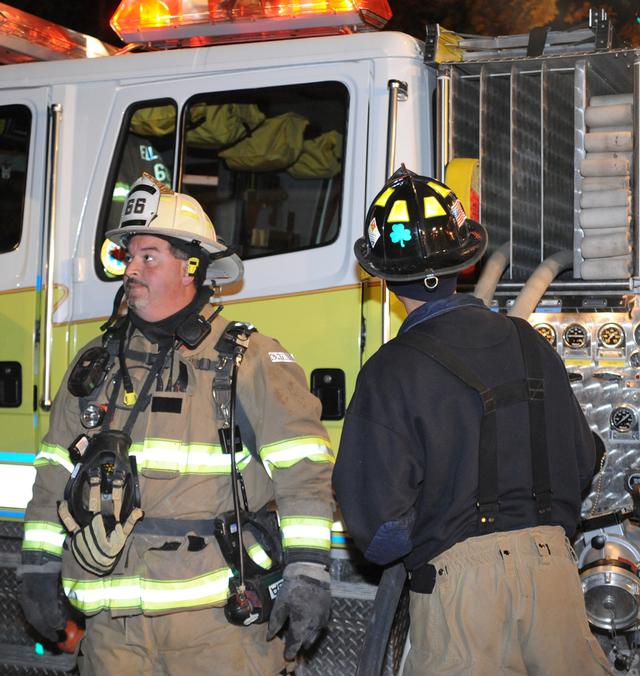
[334,166,611,674]
[19,174,334,674]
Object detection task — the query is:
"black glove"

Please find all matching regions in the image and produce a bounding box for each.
[267,562,331,660]
[19,556,68,643]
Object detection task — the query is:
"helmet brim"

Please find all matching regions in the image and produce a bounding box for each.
[354,219,488,282]
[105,225,244,286]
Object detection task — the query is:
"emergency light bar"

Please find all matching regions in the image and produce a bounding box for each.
[0,3,115,64]
[111,0,392,45]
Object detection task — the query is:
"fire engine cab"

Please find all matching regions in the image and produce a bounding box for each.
[0,1,639,673]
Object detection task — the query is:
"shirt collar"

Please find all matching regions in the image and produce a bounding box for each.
[399,293,487,334]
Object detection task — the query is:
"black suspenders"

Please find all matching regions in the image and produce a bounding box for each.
[395,316,551,534]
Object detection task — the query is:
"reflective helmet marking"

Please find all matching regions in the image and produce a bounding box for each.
[427,181,451,198]
[121,181,160,229]
[375,187,395,207]
[388,199,410,222]
[424,196,447,218]
[368,217,381,248]
[389,223,412,248]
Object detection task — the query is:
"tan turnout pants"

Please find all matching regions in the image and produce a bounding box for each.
[404,526,612,676]
[77,606,284,676]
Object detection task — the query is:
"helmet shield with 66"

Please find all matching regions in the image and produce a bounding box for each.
[354,166,488,282]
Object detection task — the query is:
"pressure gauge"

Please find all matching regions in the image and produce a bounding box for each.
[563,323,589,350]
[610,406,637,434]
[598,323,624,349]
[630,352,640,369]
[634,323,640,346]
[534,323,556,346]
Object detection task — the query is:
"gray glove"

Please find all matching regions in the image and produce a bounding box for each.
[18,556,68,642]
[59,500,143,576]
[267,562,331,660]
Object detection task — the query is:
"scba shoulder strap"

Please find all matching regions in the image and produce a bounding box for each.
[395,316,551,535]
[211,321,257,429]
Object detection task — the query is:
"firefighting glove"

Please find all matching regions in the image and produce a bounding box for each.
[58,500,143,576]
[18,554,68,643]
[267,562,332,660]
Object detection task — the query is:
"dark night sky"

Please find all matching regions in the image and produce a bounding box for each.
[3,1,639,47]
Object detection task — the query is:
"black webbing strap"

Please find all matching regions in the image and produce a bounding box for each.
[396,330,500,534]
[395,319,551,534]
[509,317,552,523]
[102,340,172,436]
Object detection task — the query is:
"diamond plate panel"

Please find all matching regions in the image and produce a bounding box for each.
[530,308,640,516]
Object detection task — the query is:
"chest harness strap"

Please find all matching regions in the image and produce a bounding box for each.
[396,316,551,535]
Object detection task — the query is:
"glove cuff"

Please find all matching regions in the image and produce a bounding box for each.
[17,551,62,579]
[284,547,330,568]
[284,562,330,584]
[16,562,62,578]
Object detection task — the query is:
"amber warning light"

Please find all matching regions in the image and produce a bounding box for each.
[111,0,392,45]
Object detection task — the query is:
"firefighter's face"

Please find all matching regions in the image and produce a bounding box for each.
[123,235,195,322]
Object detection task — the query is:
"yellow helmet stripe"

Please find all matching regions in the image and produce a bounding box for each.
[424,196,447,219]
[388,199,410,222]
[427,181,451,198]
[374,187,395,207]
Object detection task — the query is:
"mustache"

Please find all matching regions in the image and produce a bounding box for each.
[124,278,149,291]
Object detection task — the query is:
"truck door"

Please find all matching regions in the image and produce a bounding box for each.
[0,89,49,519]
[76,60,370,451]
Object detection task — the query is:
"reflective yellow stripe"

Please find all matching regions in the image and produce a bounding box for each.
[22,520,66,556]
[427,180,451,198]
[259,436,333,477]
[280,516,332,551]
[130,439,252,474]
[374,187,394,207]
[388,199,410,222]
[34,443,73,473]
[247,543,272,569]
[424,196,446,218]
[63,567,233,614]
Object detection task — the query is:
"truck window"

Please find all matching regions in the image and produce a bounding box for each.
[180,82,347,260]
[97,100,177,278]
[0,105,31,254]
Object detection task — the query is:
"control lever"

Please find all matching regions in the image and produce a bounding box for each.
[625,473,640,518]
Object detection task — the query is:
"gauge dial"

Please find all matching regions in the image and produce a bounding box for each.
[630,352,640,369]
[563,323,588,350]
[634,323,640,346]
[598,323,624,349]
[610,406,637,434]
[534,323,556,346]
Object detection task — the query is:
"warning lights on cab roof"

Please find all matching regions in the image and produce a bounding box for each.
[110,0,392,45]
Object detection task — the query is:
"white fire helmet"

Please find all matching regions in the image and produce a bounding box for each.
[105,173,243,286]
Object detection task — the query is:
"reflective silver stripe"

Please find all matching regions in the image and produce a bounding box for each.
[23,521,66,554]
[260,436,334,477]
[280,517,332,550]
[63,567,233,613]
[34,443,73,473]
[130,439,251,474]
[247,543,272,569]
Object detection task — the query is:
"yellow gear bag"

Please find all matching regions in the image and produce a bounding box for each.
[186,103,265,149]
[219,112,309,172]
[288,130,344,179]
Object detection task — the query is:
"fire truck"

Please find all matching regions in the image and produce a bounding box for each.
[0,1,639,672]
